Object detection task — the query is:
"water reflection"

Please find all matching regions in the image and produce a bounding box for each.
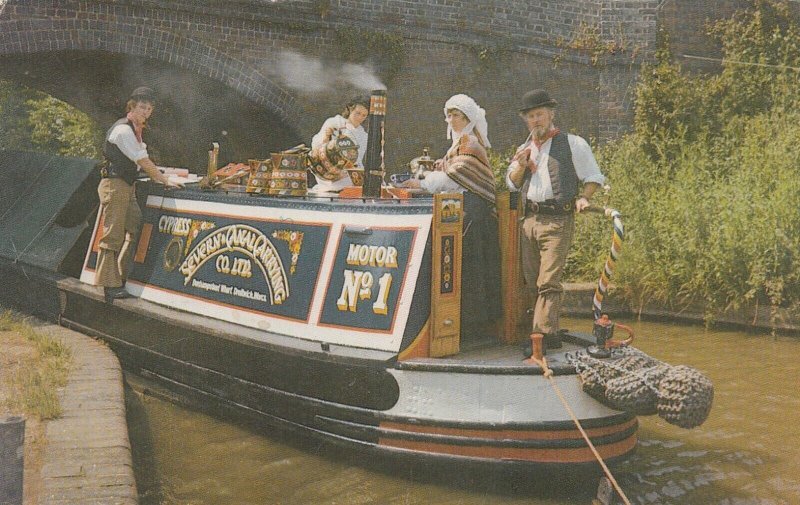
[127,317,800,504]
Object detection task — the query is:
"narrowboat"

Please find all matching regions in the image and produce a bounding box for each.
[0,158,638,472]
[3,91,713,473]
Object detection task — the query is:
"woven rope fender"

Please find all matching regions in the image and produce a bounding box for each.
[605,364,671,415]
[613,354,659,371]
[574,355,624,400]
[657,365,714,428]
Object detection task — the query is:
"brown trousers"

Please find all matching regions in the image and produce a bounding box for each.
[95,178,141,288]
[520,211,575,334]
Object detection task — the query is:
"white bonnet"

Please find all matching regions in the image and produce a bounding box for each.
[444,94,491,148]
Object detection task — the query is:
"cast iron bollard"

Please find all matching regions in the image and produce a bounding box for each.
[0,415,25,505]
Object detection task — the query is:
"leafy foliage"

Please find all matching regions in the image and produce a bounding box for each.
[0,80,101,158]
[582,0,800,322]
[487,146,516,192]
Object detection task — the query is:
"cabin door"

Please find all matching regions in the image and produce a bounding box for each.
[429,193,463,357]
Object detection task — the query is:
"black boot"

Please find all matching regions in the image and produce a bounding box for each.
[104,287,133,303]
[521,340,533,358]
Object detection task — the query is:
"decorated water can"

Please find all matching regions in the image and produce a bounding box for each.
[408,147,435,178]
[246,158,272,194]
[308,131,359,183]
[269,152,308,196]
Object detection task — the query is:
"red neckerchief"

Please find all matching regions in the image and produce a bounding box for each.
[126,112,145,143]
[529,127,560,173]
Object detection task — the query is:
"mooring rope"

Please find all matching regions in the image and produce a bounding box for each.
[526,205,633,503]
[537,359,633,505]
[586,206,624,321]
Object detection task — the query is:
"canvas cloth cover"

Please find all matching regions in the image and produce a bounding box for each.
[0,150,98,270]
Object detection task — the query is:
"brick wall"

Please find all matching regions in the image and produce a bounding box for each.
[0,0,672,166]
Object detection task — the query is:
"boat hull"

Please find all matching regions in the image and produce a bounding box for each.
[53,277,636,471]
[0,154,638,471]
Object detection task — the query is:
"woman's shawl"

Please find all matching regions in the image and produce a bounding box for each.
[443,134,496,205]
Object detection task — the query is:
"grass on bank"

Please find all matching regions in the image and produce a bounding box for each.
[0,309,71,419]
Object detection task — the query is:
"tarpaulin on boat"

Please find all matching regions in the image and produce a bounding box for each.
[0,150,98,271]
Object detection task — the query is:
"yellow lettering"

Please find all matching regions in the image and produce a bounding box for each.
[346,243,360,265]
[359,271,373,300]
[373,273,392,315]
[337,270,362,312]
[357,245,370,265]
[385,247,398,268]
[375,246,386,266]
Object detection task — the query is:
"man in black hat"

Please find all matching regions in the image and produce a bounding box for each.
[95,86,183,302]
[506,89,605,349]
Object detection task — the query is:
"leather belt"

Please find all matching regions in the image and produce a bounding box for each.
[525,199,574,216]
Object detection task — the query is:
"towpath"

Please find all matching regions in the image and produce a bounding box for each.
[1,320,138,504]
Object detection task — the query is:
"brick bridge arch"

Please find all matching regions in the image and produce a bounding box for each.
[0,14,301,132]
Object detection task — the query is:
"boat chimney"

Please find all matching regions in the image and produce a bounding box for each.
[362,89,386,198]
[207,142,219,178]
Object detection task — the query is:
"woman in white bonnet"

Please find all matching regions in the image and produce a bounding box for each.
[402,93,495,204]
[403,93,501,344]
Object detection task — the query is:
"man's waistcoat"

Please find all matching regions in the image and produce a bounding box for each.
[520,132,579,208]
[102,118,139,185]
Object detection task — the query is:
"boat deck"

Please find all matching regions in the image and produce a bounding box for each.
[396,339,586,375]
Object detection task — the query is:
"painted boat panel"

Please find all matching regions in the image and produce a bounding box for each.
[81,188,434,352]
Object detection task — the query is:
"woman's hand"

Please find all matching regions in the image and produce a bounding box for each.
[400,178,422,189]
[433,159,444,171]
[140,157,184,188]
[324,126,344,144]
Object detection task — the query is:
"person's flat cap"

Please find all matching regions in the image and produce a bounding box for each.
[129,86,156,102]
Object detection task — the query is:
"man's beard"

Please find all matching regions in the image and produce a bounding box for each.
[533,125,551,140]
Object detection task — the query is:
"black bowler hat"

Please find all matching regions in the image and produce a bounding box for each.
[519,89,558,112]
[129,86,156,103]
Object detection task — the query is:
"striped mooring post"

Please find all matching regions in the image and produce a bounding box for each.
[0,415,25,505]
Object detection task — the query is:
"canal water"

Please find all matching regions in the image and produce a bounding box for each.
[126,317,800,504]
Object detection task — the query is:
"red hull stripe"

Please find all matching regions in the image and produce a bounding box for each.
[377,418,638,463]
[378,434,637,463]
[380,418,637,441]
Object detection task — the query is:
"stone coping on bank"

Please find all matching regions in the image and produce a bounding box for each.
[562,282,800,333]
[34,322,138,505]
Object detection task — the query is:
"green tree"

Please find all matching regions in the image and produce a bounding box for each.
[26,95,102,158]
[0,80,101,158]
[0,80,36,151]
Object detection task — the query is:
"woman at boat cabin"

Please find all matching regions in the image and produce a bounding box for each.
[308,95,370,194]
[95,86,183,303]
[401,94,501,343]
[505,89,604,349]
[400,94,496,204]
